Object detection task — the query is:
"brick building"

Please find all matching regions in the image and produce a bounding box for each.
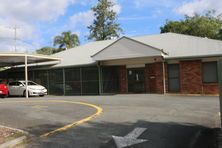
[3,33,222,95]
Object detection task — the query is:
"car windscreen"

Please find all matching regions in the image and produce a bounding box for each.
[27,81,38,85]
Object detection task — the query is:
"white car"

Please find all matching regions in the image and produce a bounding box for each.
[8,80,47,97]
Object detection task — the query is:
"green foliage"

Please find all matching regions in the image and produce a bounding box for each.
[36,46,55,55]
[36,46,69,55]
[160,11,222,40]
[88,0,123,41]
[36,31,80,55]
[53,31,80,49]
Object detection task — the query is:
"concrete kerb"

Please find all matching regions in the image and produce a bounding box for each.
[0,125,29,148]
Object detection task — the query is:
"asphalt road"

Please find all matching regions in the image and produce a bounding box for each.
[0,94,220,148]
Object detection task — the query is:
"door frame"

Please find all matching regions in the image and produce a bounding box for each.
[127,68,145,93]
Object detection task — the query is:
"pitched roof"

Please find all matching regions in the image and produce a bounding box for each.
[134,33,222,59]
[92,37,166,61]
[52,33,222,67]
[52,39,114,67]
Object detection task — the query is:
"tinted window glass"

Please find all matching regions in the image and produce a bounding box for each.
[203,62,218,83]
[81,67,99,95]
[17,82,23,86]
[102,66,119,93]
[82,67,98,81]
[49,69,64,95]
[168,64,180,92]
[27,81,37,85]
[33,70,48,89]
[9,82,16,86]
[65,68,81,95]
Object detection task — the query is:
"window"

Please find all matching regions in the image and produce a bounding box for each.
[9,82,17,86]
[102,66,119,93]
[202,62,218,83]
[81,67,99,95]
[49,69,64,95]
[17,82,23,86]
[65,68,81,95]
[168,64,180,92]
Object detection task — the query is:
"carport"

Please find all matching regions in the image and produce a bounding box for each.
[0,53,60,98]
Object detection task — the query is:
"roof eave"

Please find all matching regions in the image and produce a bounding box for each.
[164,54,222,60]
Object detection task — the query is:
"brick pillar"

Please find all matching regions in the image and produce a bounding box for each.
[144,65,150,93]
[145,62,164,94]
[164,63,168,93]
[180,60,202,94]
[155,62,164,93]
[119,66,127,93]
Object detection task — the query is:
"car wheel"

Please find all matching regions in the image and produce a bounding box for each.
[4,93,8,98]
[39,95,44,97]
[23,90,30,97]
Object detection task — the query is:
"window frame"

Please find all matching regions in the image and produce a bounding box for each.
[202,61,218,83]
[167,64,180,92]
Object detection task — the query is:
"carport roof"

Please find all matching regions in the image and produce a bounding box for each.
[0,53,60,67]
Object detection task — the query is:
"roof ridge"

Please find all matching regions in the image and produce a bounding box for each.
[162,32,222,43]
[131,32,222,43]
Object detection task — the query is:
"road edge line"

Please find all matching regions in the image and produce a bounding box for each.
[40,101,103,138]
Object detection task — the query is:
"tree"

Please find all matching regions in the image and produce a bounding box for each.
[88,0,123,41]
[160,11,222,40]
[36,46,56,55]
[53,31,80,50]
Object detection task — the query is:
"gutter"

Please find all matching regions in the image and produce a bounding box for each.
[164,54,222,60]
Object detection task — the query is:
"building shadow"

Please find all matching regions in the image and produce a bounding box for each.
[25,120,218,148]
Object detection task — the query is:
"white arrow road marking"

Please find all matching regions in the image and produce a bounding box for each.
[112,127,148,148]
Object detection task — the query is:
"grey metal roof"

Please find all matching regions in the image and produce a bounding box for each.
[52,33,222,67]
[134,33,222,59]
[92,37,165,61]
[52,39,114,67]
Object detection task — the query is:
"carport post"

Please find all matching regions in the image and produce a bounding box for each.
[162,61,166,94]
[218,59,222,128]
[25,55,29,99]
[97,63,103,95]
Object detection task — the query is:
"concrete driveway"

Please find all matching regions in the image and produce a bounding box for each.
[0,94,220,148]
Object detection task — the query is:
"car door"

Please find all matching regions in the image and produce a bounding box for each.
[17,82,25,95]
[8,82,17,95]
[12,82,21,95]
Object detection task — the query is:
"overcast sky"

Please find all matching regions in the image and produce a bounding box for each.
[0,0,221,53]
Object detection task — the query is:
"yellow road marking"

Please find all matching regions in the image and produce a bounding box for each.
[0,100,103,138]
[31,105,48,109]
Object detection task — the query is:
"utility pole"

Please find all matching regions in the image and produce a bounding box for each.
[8,25,20,52]
[13,25,19,52]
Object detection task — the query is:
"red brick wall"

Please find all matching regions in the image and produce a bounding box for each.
[177,60,219,95]
[118,60,219,95]
[145,64,155,93]
[119,66,127,93]
[180,60,202,94]
[144,65,150,92]
[145,62,164,94]
[203,84,219,94]
[164,64,168,93]
[155,62,164,93]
